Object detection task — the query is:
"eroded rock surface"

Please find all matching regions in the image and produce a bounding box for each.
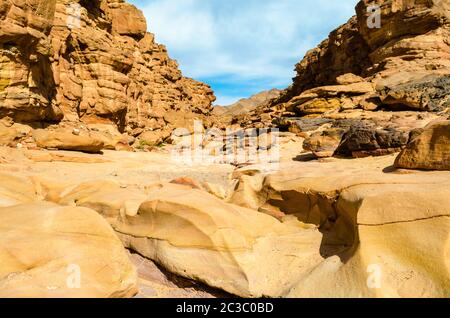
[229,156,450,297]
[0,0,449,299]
[0,145,449,298]
[395,120,450,170]
[0,0,215,147]
[234,0,449,159]
[0,201,138,298]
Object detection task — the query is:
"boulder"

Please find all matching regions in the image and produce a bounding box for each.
[296,98,341,115]
[137,130,168,148]
[230,156,450,297]
[303,128,346,158]
[0,0,215,139]
[33,129,105,153]
[336,73,365,85]
[395,120,450,170]
[0,124,24,146]
[302,115,429,159]
[113,183,325,298]
[0,202,138,298]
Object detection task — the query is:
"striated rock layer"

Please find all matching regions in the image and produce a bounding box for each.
[0,146,449,298]
[229,156,450,297]
[236,0,450,158]
[0,0,215,139]
[0,201,138,298]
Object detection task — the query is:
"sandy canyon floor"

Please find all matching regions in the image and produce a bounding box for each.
[0,137,449,297]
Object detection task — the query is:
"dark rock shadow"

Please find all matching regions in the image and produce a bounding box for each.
[268,191,358,264]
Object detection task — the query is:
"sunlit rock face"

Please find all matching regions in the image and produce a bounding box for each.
[235,0,449,159]
[0,0,449,299]
[279,0,450,107]
[0,0,216,137]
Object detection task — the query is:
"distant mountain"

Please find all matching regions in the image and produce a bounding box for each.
[213,89,282,117]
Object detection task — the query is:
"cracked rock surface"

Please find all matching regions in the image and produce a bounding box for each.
[0,146,448,298]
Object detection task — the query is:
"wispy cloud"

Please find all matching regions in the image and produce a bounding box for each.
[129,0,358,105]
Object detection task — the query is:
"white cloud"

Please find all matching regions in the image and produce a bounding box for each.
[132,0,358,104]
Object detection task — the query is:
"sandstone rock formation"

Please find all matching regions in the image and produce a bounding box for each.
[0,0,449,300]
[0,144,449,298]
[0,0,215,149]
[395,119,450,170]
[236,0,450,158]
[302,111,438,158]
[33,128,105,153]
[112,183,314,297]
[0,201,138,297]
[0,173,39,207]
[229,156,450,297]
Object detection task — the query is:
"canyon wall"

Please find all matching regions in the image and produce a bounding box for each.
[236,0,449,158]
[0,0,215,139]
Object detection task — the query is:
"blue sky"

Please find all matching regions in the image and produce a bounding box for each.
[129,0,358,105]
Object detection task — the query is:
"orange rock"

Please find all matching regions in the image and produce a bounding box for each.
[0,0,216,138]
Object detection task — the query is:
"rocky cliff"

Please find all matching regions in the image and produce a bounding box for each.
[0,0,449,299]
[0,0,215,143]
[237,0,449,158]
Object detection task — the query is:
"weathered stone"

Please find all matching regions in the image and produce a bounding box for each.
[335,123,409,158]
[0,201,138,298]
[1,144,449,298]
[0,173,38,207]
[33,128,105,153]
[234,0,450,131]
[303,128,346,158]
[356,0,450,50]
[395,120,450,170]
[114,183,322,298]
[377,74,450,111]
[0,0,59,122]
[0,123,25,146]
[296,98,341,115]
[278,118,333,134]
[336,73,365,85]
[107,2,147,38]
[138,130,168,147]
[0,0,216,142]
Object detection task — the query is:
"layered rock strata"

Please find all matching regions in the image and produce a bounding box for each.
[235,0,450,158]
[0,0,215,149]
